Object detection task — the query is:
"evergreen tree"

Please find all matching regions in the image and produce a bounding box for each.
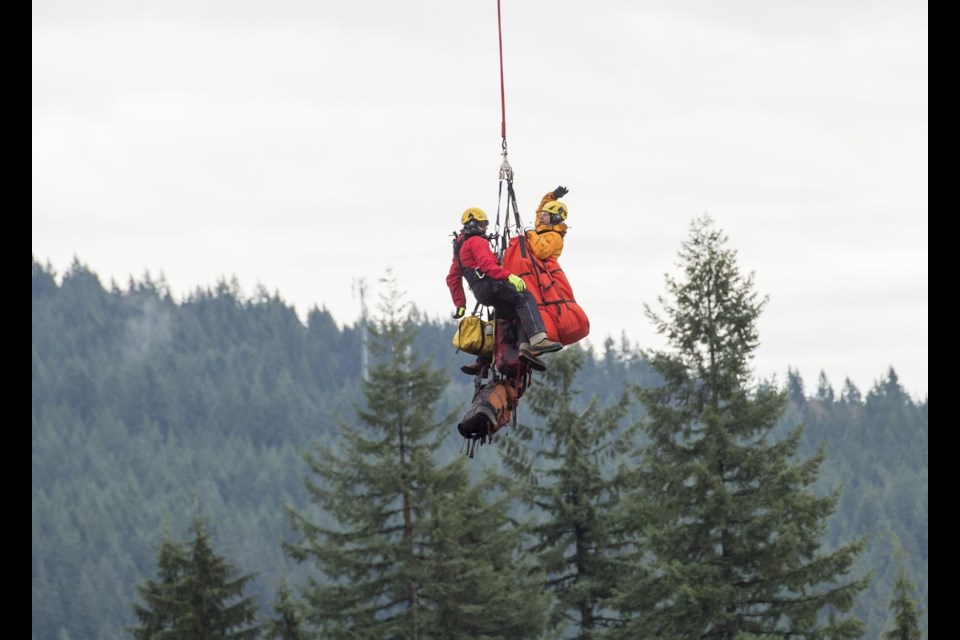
[840,378,862,404]
[263,579,307,640]
[616,216,869,639]
[816,370,835,404]
[883,556,924,640]
[130,516,260,639]
[131,531,190,638]
[283,275,547,639]
[502,345,634,638]
[788,367,808,408]
[32,255,924,637]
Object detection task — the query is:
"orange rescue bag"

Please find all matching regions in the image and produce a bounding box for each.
[501,236,590,345]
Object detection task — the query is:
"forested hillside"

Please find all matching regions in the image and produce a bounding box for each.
[32,257,927,638]
[782,368,928,635]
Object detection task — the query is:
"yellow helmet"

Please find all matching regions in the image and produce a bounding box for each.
[461,207,488,225]
[542,200,568,222]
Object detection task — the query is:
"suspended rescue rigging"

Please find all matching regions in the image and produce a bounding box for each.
[448,1,590,457]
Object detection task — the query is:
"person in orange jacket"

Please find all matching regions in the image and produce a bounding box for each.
[524,185,569,260]
[447,207,562,374]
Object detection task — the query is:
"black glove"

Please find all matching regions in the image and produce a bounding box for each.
[452,306,466,319]
[552,185,569,199]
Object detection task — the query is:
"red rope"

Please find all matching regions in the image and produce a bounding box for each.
[497,0,506,140]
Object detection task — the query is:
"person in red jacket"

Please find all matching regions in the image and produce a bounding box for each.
[447,207,562,373]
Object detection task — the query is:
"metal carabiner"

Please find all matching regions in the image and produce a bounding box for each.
[499,138,513,182]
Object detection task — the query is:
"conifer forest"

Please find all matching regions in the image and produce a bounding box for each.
[32,219,927,639]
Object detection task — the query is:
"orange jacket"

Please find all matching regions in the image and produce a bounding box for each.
[524,191,568,260]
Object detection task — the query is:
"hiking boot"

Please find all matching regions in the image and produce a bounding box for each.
[519,352,547,372]
[520,338,563,358]
[460,360,486,376]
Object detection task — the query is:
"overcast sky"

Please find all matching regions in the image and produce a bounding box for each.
[33,0,928,400]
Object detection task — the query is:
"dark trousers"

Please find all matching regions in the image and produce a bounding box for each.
[470,278,546,342]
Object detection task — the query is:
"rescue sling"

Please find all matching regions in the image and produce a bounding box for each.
[501,236,590,345]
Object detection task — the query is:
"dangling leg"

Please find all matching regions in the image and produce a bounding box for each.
[506,316,546,372]
[460,357,491,376]
[475,281,559,369]
[512,290,562,358]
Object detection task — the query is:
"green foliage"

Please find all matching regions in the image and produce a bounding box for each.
[32,257,364,639]
[132,529,191,637]
[782,367,928,639]
[501,345,636,637]
[131,515,260,639]
[31,255,927,638]
[262,579,308,640]
[282,275,547,639]
[883,555,924,640]
[617,216,869,639]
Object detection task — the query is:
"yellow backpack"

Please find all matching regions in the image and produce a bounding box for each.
[452,315,494,357]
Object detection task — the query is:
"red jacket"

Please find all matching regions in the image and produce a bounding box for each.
[446,234,511,308]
